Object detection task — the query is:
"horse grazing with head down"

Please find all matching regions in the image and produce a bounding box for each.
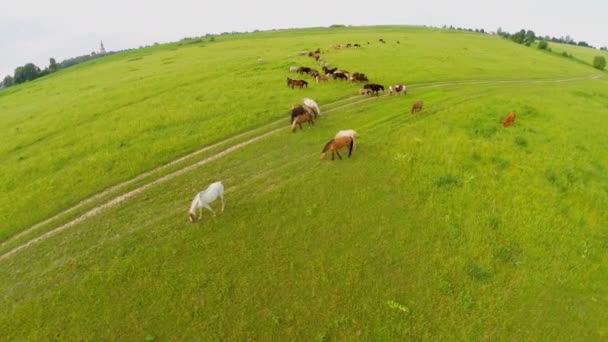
[335,129,358,151]
[411,100,424,114]
[389,84,407,95]
[188,181,225,223]
[303,98,321,118]
[363,83,384,96]
[287,77,308,89]
[320,136,354,160]
[291,107,315,132]
[503,111,516,127]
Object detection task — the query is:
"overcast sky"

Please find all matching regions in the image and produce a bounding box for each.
[1,0,606,78]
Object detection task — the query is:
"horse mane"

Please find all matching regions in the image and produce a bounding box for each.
[321,139,335,153]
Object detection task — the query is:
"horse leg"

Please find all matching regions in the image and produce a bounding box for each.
[220,193,225,212]
[336,150,342,160]
[203,203,216,217]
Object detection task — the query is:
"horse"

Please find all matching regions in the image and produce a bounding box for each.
[335,129,358,151]
[359,88,372,96]
[323,66,338,75]
[320,136,354,160]
[316,75,329,83]
[389,84,407,95]
[333,72,348,80]
[503,111,516,127]
[288,66,299,72]
[354,43,361,47]
[350,72,368,82]
[287,77,308,89]
[363,83,384,96]
[188,181,225,223]
[303,98,321,118]
[411,100,424,114]
[297,66,311,74]
[310,70,320,78]
[291,111,315,132]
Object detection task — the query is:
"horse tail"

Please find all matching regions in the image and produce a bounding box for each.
[321,139,334,153]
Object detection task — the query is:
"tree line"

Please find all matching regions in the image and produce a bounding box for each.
[1,51,116,90]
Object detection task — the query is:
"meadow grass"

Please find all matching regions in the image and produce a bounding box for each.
[1,76,607,339]
[1,26,608,340]
[0,26,600,242]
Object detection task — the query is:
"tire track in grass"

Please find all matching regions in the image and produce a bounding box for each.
[1,73,602,261]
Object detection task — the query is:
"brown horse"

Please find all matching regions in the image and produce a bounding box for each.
[411,100,424,114]
[291,111,315,132]
[287,77,308,89]
[503,111,516,127]
[320,136,354,160]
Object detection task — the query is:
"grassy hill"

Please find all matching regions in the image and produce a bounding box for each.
[1,26,607,340]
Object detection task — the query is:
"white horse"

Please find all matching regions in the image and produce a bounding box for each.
[335,130,358,151]
[288,66,299,72]
[389,84,407,96]
[188,181,225,223]
[303,98,321,117]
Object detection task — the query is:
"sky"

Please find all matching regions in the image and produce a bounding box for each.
[1,0,607,78]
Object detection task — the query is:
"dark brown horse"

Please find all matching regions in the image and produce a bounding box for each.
[297,66,312,74]
[363,83,384,96]
[287,78,308,89]
[320,136,354,160]
[291,111,315,132]
[333,72,348,80]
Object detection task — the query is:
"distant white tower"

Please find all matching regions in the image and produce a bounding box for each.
[100,41,106,54]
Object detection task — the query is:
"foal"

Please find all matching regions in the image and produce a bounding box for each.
[188,181,225,223]
[320,136,354,160]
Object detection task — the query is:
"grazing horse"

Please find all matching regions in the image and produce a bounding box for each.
[411,100,424,114]
[291,104,314,122]
[289,66,299,72]
[291,111,315,132]
[335,129,358,151]
[363,83,384,96]
[303,98,321,118]
[310,70,320,78]
[189,181,225,223]
[287,77,308,89]
[350,72,368,82]
[503,111,516,127]
[297,66,312,74]
[333,72,348,80]
[389,84,407,95]
[316,75,329,83]
[320,136,354,160]
[323,66,338,75]
[354,43,361,47]
[359,88,372,96]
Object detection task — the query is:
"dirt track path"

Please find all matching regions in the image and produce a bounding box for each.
[1,74,602,261]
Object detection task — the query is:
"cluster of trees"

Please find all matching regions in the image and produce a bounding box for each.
[1,51,114,90]
[497,27,597,49]
[442,25,487,34]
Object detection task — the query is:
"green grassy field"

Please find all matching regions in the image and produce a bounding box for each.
[1,26,607,340]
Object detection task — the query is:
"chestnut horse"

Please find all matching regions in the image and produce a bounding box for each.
[320,136,354,160]
[503,111,516,127]
[411,100,424,114]
[287,77,308,89]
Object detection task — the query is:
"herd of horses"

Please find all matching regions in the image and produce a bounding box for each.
[188,41,517,223]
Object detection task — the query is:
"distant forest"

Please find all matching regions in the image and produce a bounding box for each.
[2,26,606,90]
